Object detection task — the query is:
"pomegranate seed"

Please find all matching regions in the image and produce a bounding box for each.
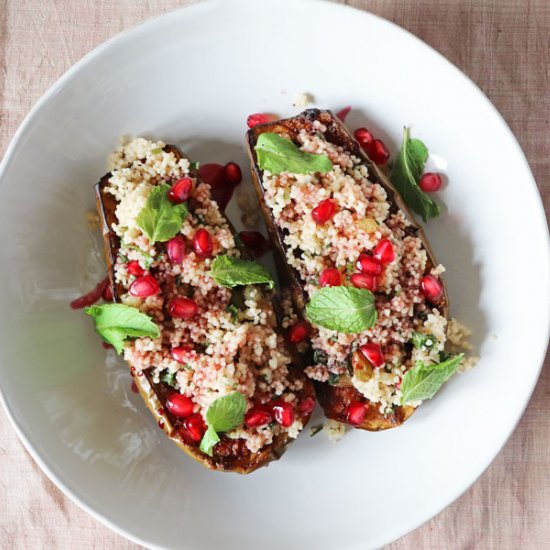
[421,274,444,303]
[171,345,194,364]
[288,320,310,344]
[102,284,113,301]
[356,254,383,275]
[419,172,443,193]
[129,275,160,298]
[69,277,109,309]
[297,397,316,416]
[183,413,206,442]
[319,267,342,287]
[360,343,385,367]
[354,127,374,147]
[238,230,270,258]
[126,260,145,277]
[311,199,337,225]
[396,378,402,390]
[224,162,242,185]
[272,401,295,428]
[247,113,274,128]
[347,402,368,426]
[336,106,352,122]
[102,342,113,350]
[350,272,378,291]
[167,235,186,263]
[167,177,193,204]
[365,139,390,165]
[168,297,198,319]
[192,228,213,258]
[244,406,272,428]
[166,393,194,418]
[130,381,139,394]
[373,239,395,265]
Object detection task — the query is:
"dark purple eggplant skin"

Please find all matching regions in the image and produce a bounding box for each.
[246,109,448,431]
[95,145,314,472]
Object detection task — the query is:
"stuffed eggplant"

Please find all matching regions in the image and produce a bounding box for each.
[246,109,453,431]
[90,138,314,473]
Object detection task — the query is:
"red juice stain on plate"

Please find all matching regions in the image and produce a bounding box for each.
[198,161,243,210]
[70,277,109,309]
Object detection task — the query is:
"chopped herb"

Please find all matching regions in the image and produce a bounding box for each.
[125,244,154,267]
[328,373,340,385]
[345,263,355,274]
[410,331,437,350]
[226,304,239,320]
[312,349,328,364]
[194,213,206,224]
[161,370,177,387]
[150,147,162,155]
[189,161,200,170]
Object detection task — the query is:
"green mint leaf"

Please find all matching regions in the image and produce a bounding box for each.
[85,304,160,354]
[400,353,464,404]
[199,392,246,456]
[390,127,440,222]
[136,183,188,243]
[209,254,275,289]
[305,287,377,334]
[410,331,436,350]
[199,425,220,456]
[255,133,333,175]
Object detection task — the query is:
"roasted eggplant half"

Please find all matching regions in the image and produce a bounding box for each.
[92,138,314,473]
[246,109,451,431]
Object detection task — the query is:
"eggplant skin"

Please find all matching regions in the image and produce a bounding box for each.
[95,144,315,473]
[246,109,448,431]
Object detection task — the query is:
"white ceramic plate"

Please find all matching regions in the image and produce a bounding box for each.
[0,0,548,548]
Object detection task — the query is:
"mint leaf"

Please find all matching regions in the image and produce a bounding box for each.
[161,369,177,387]
[410,331,436,350]
[199,392,246,456]
[305,287,377,334]
[400,353,464,404]
[86,304,160,354]
[209,254,274,289]
[255,133,333,175]
[199,425,220,455]
[136,183,188,243]
[390,127,440,222]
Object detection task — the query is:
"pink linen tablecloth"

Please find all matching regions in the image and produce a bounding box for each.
[1,1,549,548]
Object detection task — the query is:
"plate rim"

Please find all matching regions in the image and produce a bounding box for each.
[0,0,548,548]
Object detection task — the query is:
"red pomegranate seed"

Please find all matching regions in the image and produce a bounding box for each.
[102,284,113,301]
[102,342,113,350]
[365,139,390,165]
[69,277,109,309]
[247,113,274,128]
[336,106,352,122]
[167,177,193,204]
[168,297,198,319]
[288,319,310,344]
[171,345,194,364]
[396,378,402,390]
[129,275,160,298]
[360,343,385,367]
[167,235,186,264]
[244,406,272,428]
[126,260,145,277]
[224,162,242,185]
[311,199,337,225]
[353,127,374,147]
[238,230,270,258]
[419,172,443,193]
[319,267,342,287]
[421,274,444,303]
[193,228,213,258]
[356,254,383,275]
[183,413,206,442]
[347,402,368,426]
[350,272,378,291]
[130,381,139,394]
[373,239,395,265]
[272,401,295,428]
[166,393,194,418]
[297,397,316,416]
